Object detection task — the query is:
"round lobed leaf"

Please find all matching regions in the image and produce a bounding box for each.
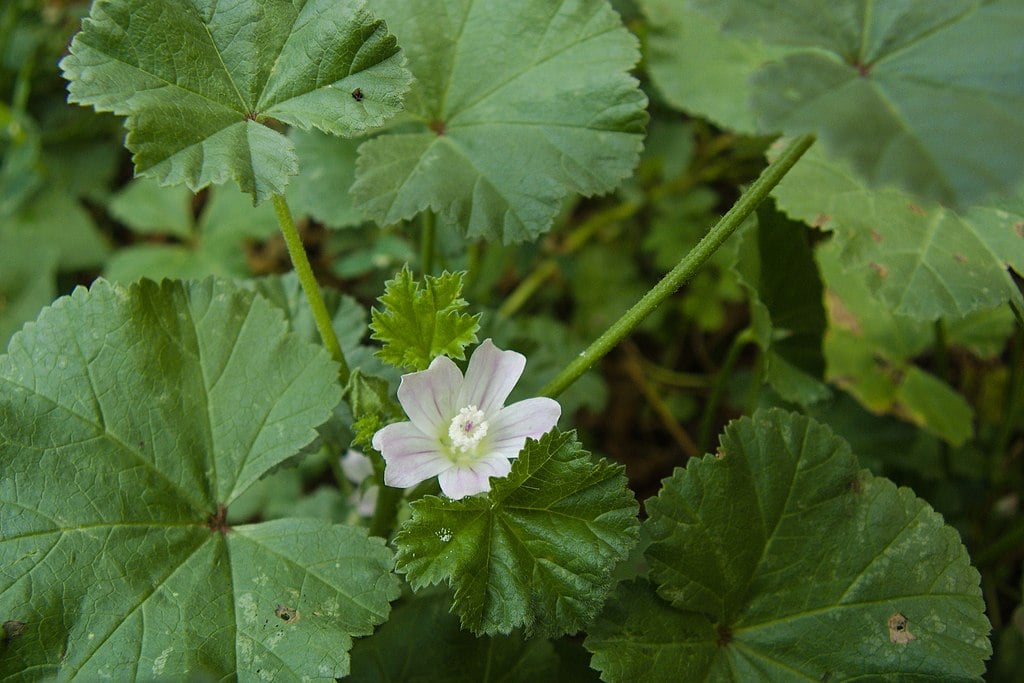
[656,0,1024,209]
[586,410,991,681]
[349,591,560,682]
[60,0,412,203]
[772,142,1024,321]
[394,429,640,637]
[0,279,399,679]
[352,0,648,243]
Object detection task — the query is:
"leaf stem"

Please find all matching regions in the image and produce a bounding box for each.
[697,328,756,453]
[271,193,350,383]
[498,261,559,318]
[368,483,404,539]
[540,134,816,398]
[420,210,436,276]
[12,48,34,115]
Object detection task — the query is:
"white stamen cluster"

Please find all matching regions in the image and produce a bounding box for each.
[448,405,489,453]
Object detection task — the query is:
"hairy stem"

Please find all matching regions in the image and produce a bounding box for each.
[271,193,350,383]
[540,134,815,398]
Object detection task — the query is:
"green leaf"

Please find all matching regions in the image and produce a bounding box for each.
[0,278,399,679]
[251,272,369,355]
[288,128,365,228]
[690,0,1024,208]
[349,591,559,682]
[637,0,791,134]
[394,429,639,637]
[108,176,194,238]
[370,266,480,371]
[60,0,411,203]
[586,410,991,681]
[570,244,648,338]
[587,579,719,681]
[352,0,648,243]
[1,185,110,271]
[818,240,976,446]
[0,235,57,349]
[198,182,281,242]
[331,230,416,279]
[734,203,830,405]
[104,244,217,282]
[104,184,281,282]
[773,143,1024,320]
[0,105,44,216]
[345,368,401,423]
[227,453,351,526]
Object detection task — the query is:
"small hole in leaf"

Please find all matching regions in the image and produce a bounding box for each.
[888,612,916,644]
[275,605,299,623]
[351,88,364,102]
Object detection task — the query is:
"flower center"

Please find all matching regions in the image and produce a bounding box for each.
[448,405,489,453]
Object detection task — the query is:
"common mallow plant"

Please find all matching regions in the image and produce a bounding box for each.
[0,0,1008,680]
[373,339,561,499]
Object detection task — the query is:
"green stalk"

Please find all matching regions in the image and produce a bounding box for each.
[420,210,436,276]
[271,194,350,383]
[368,482,404,539]
[540,133,815,398]
[12,51,34,115]
[697,328,756,453]
[498,261,558,318]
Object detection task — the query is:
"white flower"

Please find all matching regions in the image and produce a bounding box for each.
[340,449,378,517]
[371,339,561,500]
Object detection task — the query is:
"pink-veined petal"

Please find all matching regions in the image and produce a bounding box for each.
[373,421,453,488]
[487,397,561,458]
[397,355,463,435]
[457,339,526,416]
[437,454,513,500]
